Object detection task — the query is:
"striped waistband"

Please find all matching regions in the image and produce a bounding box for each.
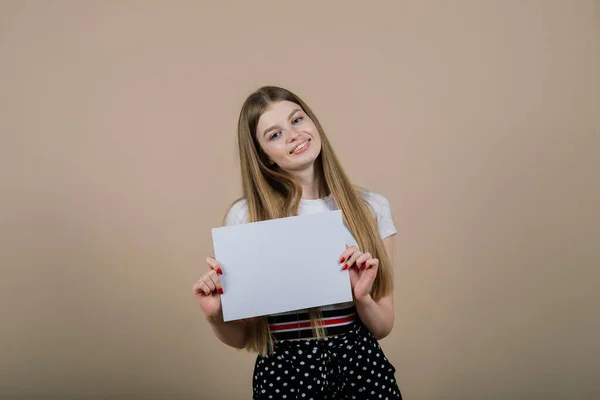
[268,305,357,341]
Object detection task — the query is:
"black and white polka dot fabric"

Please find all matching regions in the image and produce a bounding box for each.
[252,322,402,399]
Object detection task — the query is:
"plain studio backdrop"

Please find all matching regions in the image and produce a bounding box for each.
[1,1,598,399]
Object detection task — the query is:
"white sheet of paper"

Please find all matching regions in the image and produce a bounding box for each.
[212,210,353,322]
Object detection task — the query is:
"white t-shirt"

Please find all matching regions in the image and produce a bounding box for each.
[225,190,397,240]
[224,190,397,318]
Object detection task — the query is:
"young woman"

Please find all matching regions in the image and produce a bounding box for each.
[193,86,402,399]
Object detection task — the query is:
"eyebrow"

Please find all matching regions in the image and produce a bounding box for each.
[263,108,302,138]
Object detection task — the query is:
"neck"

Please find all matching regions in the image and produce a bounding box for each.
[290,162,326,200]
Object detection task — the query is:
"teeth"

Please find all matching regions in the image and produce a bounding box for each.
[292,141,309,153]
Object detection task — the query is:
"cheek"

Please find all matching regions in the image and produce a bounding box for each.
[308,124,320,138]
[263,142,287,160]
[310,128,321,144]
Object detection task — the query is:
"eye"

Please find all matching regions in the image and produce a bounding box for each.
[270,131,282,140]
[292,116,303,124]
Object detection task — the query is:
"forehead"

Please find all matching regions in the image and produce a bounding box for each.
[257,101,302,128]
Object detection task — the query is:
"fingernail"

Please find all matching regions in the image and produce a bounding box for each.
[362,264,367,270]
[218,288,224,295]
[340,257,345,263]
[342,264,348,270]
[217,267,223,275]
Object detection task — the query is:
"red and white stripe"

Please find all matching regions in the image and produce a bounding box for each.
[269,312,356,333]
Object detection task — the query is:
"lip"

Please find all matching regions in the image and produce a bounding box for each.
[290,139,311,155]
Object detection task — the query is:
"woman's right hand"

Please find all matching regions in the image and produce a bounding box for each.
[193,257,225,321]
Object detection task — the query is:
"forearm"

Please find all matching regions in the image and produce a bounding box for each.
[207,314,248,349]
[355,295,394,340]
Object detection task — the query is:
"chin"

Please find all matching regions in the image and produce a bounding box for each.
[282,147,321,170]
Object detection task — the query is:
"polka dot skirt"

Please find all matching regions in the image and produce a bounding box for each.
[252,322,402,399]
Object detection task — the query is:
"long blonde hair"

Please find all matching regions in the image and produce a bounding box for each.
[226,86,393,355]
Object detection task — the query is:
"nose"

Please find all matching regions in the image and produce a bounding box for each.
[287,127,301,142]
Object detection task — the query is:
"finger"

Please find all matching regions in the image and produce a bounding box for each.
[207,270,223,295]
[341,248,356,269]
[364,257,379,271]
[203,275,216,292]
[201,281,213,295]
[348,265,359,287]
[347,250,363,269]
[206,256,223,275]
[340,245,358,265]
[193,280,211,296]
[192,281,203,295]
[356,252,372,270]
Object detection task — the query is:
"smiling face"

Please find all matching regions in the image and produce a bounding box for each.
[255,100,322,173]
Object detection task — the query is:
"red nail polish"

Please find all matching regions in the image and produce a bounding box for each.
[340,257,345,263]
[217,267,223,275]
[342,264,348,270]
[218,288,224,295]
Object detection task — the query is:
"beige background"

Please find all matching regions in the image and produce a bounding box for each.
[1,1,599,399]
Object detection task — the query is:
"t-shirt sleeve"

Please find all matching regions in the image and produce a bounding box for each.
[224,199,249,226]
[363,191,397,239]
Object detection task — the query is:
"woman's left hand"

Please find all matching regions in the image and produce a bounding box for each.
[339,244,378,302]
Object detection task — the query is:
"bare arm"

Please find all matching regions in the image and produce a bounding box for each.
[194,258,249,349]
[207,314,249,350]
[355,292,394,340]
[352,235,396,340]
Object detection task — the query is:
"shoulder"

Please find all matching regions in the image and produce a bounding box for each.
[224,198,249,226]
[358,189,397,239]
[358,190,392,217]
